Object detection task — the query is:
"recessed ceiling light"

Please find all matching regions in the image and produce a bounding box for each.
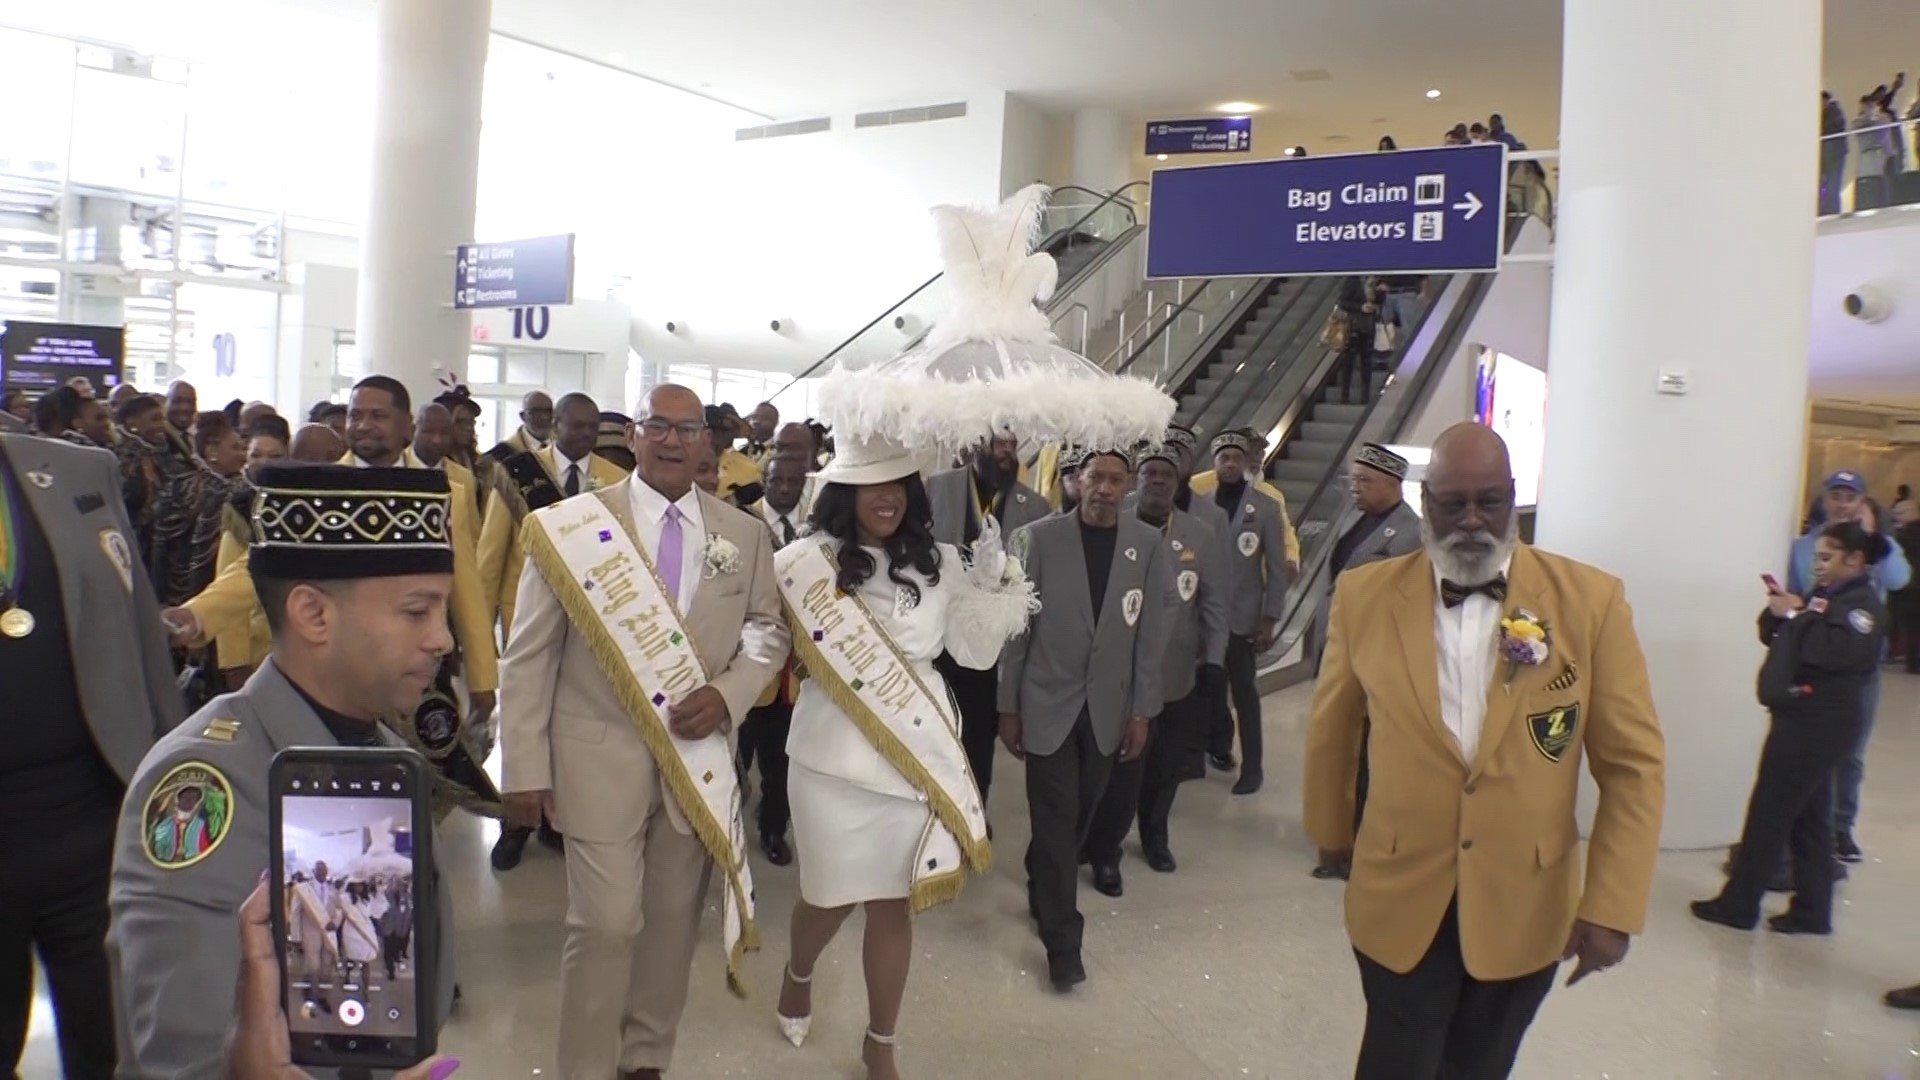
[1155,154,1169,161]
[1425,89,1442,99]
[1218,101,1260,113]
[1283,147,1299,157]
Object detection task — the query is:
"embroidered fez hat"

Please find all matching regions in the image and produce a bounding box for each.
[1210,430,1251,456]
[1057,445,1090,474]
[1081,445,1135,470]
[1163,424,1197,451]
[248,464,454,580]
[1354,442,1410,481]
[1136,439,1178,469]
[597,411,632,455]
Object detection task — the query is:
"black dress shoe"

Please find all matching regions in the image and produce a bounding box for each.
[1090,861,1123,898]
[1208,752,1236,772]
[1835,830,1863,863]
[1231,771,1264,796]
[760,832,793,867]
[1689,899,1757,931]
[1047,951,1087,991]
[490,826,532,871]
[1767,912,1832,935]
[537,822,566,852]
[1884,983,1920,1010]
[1144,846,1177,873]
[1311,862,1350,881]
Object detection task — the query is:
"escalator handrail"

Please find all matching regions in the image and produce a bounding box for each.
[786,181,1153,388]
[1047,184,1143,228]
[1182,278,1323,429]
[1213,277,1355,437]
[1111,279,1215,377]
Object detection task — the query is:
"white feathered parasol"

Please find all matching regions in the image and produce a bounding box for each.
[819,184,1174,453]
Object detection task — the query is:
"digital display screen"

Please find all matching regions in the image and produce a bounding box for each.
[0,320,126,396]
[278,765,422,1057]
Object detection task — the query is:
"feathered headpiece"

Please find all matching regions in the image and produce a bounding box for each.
[821,184,1174,453]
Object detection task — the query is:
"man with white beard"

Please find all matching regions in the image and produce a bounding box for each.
[1301,422,1667,1080]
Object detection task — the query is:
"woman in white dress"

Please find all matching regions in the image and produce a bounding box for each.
[773,436,1033,1080]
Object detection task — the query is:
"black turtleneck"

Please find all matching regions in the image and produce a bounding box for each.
[1174,480,1193,513]
[1079,516,1118,621]
[286,675,384,748]
[1215,478,1248,514]
[1136,507,1170,530]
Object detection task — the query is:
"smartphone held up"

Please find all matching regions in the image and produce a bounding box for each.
[268,747,437,1070]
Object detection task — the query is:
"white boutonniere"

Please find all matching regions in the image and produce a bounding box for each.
[702,534,742,579]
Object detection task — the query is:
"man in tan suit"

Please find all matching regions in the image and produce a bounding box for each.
[500,383,788,1080]
[1303,423,1665,1080]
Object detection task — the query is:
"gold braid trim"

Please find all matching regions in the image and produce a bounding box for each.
[784,606,991,910]
[520,515,760,995]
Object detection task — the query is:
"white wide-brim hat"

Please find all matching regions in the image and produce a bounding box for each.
[811,433,921,486]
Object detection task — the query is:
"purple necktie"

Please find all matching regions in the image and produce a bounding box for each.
[658,504,685,604]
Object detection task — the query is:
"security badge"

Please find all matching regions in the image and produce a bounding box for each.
[1177,570,1199,602]
[1237,530,1260,557]
[1527,703,1579,763]
[1123,587,1143,627]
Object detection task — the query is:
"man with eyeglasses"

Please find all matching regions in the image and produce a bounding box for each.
[1302,422,1665,1080]
[488,389,555,462]
[500,383,787,1080]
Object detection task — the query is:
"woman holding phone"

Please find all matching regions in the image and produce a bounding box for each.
[1692,518,1889,934]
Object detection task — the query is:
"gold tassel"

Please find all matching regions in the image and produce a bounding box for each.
[787,610,992,875]
[523,517,758,996]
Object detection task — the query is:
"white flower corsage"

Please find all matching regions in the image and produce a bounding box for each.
[702,534,742,579]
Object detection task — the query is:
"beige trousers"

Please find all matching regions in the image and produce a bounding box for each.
[555,774,713,1078]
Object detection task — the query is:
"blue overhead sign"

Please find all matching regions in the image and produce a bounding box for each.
[1146,143,1508,278]
[454,233,575,310]
[1145,117,1253,156]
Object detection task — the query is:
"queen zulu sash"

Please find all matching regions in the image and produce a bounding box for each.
[520,489,758,995]
[777,539,991,911]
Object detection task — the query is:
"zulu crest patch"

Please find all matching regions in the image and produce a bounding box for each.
[1177,570,1199,602]
[1527,704,1579,764]
[1123,587,1144,627]
[1237,531,1260,557]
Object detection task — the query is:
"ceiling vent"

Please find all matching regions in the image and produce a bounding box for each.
[854,101,967,129]
[735,117,831,141]
[1289,69,1334,82]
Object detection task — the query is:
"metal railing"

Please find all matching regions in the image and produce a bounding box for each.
[1820,116,1920,216]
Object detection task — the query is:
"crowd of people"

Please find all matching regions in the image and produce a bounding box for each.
[1820,74,1920,213]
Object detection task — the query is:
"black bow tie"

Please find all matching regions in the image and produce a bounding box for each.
[1440,576,1508,608]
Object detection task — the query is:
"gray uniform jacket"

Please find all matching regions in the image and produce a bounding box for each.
[927,466,1050,551]
[1152,507,1230,703]
[1311,500,1423,665]
[1215,482,1290,636]
[997,513,1173,756]
[0,434,182,779]
[109,660,456,1079]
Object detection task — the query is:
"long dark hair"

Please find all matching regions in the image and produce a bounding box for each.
[808,475,942,604]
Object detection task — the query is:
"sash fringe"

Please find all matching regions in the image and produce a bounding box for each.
[521,519,759,996]
[909,866,970,914]
[786,613,993,888]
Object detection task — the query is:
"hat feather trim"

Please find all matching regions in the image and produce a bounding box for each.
[821,364,1173,452]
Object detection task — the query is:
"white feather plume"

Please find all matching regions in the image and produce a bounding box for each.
[824,183,1175,453]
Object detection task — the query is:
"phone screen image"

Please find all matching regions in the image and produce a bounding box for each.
[271,750,433,1066]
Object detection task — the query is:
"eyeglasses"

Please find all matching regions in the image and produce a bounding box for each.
[637,418,707,443]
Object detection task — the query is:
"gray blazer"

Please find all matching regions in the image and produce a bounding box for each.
[927,466,1050,550]
[0,434,181,781]
[997,513,1173,756]
[109,660,457,1079]
[1215,483,1291,636]
[1311,500,1424,665]
[1154,507,1230,703]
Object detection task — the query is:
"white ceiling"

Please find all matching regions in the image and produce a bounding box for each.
[478,0,1920,156]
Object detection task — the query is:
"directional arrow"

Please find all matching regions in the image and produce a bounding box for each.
[1452,192,1484,220]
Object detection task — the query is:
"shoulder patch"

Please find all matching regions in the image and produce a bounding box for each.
[141,761,236,870]
[1848,609,1876,635]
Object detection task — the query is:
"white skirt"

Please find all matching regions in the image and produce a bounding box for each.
[788,760,930,908]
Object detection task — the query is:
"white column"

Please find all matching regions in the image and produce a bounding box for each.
[1536,0,1820,848]
[1070,107,1131,195]
[355,0,491,401]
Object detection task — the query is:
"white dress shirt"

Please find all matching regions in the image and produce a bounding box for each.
[1432,555,1512,765]
[552,447,592,494]
[629,477,705,612]
[760,500,802,548]
[351,447,425,469]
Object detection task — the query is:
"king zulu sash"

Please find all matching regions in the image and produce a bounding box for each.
[520,490,757,995]
[776,539,991,911]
